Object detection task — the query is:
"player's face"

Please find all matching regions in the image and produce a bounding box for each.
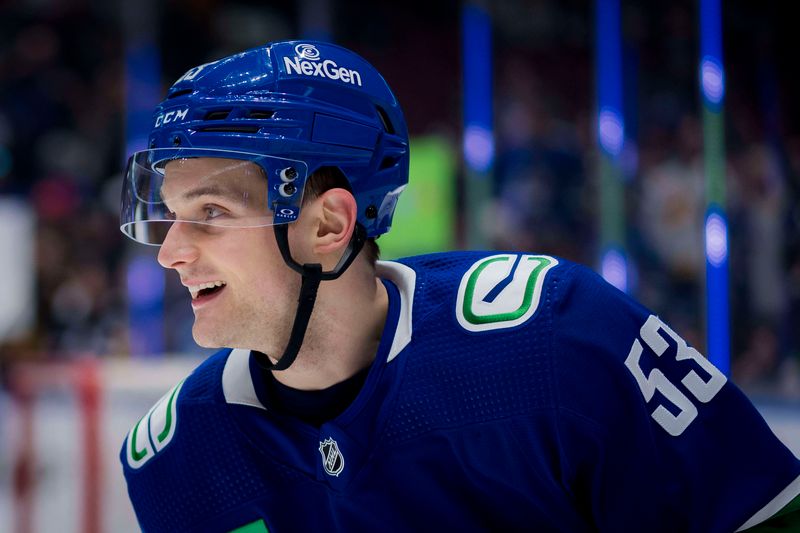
[157,157,300,350]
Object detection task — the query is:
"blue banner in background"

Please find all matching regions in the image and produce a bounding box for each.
[462,3,494,173]
[125,37,164,356]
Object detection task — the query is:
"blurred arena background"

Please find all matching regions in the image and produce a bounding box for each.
[1,0,799,531]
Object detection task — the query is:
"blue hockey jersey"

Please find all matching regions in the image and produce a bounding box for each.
[121,251,800,532]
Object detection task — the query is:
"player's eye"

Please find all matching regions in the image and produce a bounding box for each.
[203,204,227,220]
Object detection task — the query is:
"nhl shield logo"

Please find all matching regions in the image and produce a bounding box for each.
[319,437,345,477]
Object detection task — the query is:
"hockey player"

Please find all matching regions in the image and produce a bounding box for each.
[119,40,800,532]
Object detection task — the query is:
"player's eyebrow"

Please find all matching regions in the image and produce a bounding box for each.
[162,184,242,203]
[181,184,241,201]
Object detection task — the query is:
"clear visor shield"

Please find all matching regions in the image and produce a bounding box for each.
[120,148,308,245]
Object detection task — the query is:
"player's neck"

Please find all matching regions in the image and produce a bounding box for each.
[270,263,388,391]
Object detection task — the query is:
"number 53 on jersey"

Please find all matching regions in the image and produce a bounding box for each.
[625,315,727,437]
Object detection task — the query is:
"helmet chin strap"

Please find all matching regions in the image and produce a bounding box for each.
[251,222,367,372]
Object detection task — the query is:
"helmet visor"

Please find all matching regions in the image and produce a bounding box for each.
[120,148,308,245]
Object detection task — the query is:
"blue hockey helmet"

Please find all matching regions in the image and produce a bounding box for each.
[120,40,410,245]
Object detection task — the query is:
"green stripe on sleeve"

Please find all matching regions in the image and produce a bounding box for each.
[228,519,269,533]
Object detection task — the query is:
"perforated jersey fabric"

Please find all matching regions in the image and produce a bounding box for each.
[121,251,800,532]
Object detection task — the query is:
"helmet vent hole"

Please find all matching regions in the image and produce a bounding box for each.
[248,110,274,119]
[379,156,399,170]
[204,110,231,120]
[167,89,193,99]
[197,125,260,133]
[375,105,395,134]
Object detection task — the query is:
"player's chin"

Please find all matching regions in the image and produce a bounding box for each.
[191,322,227,349]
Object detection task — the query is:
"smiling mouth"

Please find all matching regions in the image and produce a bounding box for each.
[190,285,226,309]
[188,281,227,300]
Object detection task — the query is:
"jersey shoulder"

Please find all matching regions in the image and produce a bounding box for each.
[391,250,579,332]
[121,348,231,471]
[387,250,643,369]
[379,251,583,443]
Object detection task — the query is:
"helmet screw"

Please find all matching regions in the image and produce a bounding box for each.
[365,205,378,219]
[279,182,297,197]
[172,136,181,146]
[280,167,298,182]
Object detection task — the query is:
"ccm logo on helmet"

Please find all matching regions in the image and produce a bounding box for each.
[154,108,189,128]
[283,44,362,87]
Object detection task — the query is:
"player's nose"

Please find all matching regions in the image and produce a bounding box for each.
[157,222,200,269]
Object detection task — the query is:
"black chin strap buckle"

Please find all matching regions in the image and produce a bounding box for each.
[252,223,368,372]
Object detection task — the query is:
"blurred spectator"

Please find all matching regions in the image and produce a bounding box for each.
[1,4,125,362]
[777,136,800,395]
[491,53,591,263]
[729,142,788,384]
[635,114,705,345]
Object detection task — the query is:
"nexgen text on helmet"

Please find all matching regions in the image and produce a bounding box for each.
[283,56,363,86]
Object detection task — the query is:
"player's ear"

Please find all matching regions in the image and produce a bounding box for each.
[312,188,357,257]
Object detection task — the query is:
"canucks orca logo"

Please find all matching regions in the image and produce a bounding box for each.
[456,254,558,332]
[126,379,185,469]
[319,437,345,477]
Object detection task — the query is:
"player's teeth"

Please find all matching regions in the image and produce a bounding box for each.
[188,281,226,299]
